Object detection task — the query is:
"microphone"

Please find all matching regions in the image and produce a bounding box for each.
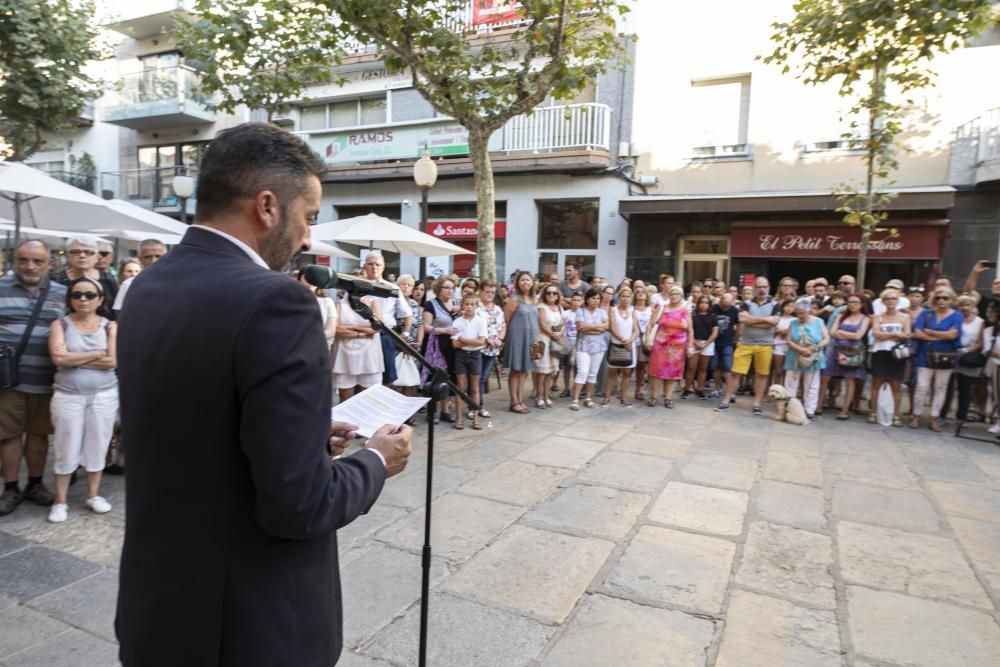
[302,265,399,298]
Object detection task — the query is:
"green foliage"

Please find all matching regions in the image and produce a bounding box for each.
[0,0,104,160]
[175,0,343,120]
[761,0,993,287]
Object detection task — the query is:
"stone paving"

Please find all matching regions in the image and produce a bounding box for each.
[2,385,1000,666]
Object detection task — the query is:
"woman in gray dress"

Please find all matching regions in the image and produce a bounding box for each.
[504,271,539,413]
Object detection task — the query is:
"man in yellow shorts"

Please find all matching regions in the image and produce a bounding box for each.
[715,276,779,416]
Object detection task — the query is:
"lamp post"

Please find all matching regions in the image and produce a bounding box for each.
[173,175,195,225]
[412,149,437,280]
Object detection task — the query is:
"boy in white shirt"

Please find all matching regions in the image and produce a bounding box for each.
[451,294,488,430]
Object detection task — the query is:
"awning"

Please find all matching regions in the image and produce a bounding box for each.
[731,224,946,260]
[619,186,956,216]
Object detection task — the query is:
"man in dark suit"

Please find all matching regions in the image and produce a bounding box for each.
[115,123,412,666]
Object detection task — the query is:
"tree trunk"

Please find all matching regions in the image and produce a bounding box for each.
[858,57,884,292]
[468,127,496,280]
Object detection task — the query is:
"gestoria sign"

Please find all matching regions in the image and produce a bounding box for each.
[472,0,522,25]
[730,226,944,260]
[309,122,471,165]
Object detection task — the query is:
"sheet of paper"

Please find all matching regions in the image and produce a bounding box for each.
[331,384,430,438]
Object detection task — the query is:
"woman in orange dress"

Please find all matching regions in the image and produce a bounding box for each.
[648,285,694,408]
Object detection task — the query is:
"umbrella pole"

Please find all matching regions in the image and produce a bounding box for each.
[13,193,21,247]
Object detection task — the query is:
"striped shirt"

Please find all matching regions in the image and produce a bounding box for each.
[0,275,67,394]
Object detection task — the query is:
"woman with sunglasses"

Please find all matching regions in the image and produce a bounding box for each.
[533,285,565,408]
[910,287,962,431]
[46,277,118,523]
[868,289,912,426]
[504,271,539,413]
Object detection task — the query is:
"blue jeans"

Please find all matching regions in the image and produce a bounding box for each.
[479,354,498,406]
[712,344,734,373]
[379,331,398,385]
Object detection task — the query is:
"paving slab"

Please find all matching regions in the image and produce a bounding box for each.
[524,483,648,540]
[27,571,119,641]
[0,546,101,602]
[735,522,836,609]
[821,436,903,462]
[822,452,919,489]
[0,604,73,659]
[365,593,553,666]
[442,525,613,623]
[836,522,991,609]
[554,419,633,443]
[542,593,716,667]
[12,514,123,569]
[832,481,940,532]
[633,417,704,440]
[338,504,407,553]
[927,481,1000,522]
[577,450,673,493]
[603,525,735,614]
[906,452,991,485]
[375,492,523,562]
[647,482,749,537]
[609,432,691,458]
[336,651,393,667]
[768,435,821,457]
[680,453,758,491]
[376,464,473,510]
[764,451,822,487]
[698,432,768,459]
[340,545,449,649]
[715,590,841,667]
[847,586,1000,667]
[439,438,529,471]
[948,516,1000,595]
[0,531,29,557]
[2,627,119,667]
[457,461,571,506]
[515,435,607,470]
[756,480,827,531]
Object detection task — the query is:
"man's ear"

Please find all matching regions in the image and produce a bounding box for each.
[253,190,280,232]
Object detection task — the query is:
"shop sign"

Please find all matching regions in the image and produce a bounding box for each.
[425,220,507,239]
[306,68,412,99]
[472,1,522,26]
[730,225,942,260]
[309,121,501,165]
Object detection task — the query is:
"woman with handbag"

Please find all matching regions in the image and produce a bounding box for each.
[954,294,986,425]
[910,287,962,431]
[647,285,693,409]
[421,276,460,422]
[868,289,912,426]
[633,287,654,401]
[821,294,870,420]
[783,298,829,420]
[603,286,639,406]
[570,288,609,410]
[503,271,539,414]
[533,285,565,409]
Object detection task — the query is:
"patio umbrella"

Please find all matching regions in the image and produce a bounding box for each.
[311,240,359,261]
[0,220,109,242]
[0,162,112,244]
[309,213,475,257]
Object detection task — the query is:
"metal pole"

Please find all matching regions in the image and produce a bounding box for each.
[180,196,188,225]
[13,192,21,247]
[419,186,429,279]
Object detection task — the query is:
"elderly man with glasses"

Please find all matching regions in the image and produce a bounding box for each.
[51,235,119,317]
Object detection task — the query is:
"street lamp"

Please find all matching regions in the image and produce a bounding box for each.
[413,149,437,279]
[173,175,195,225]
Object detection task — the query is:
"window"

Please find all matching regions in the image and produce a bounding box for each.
[538,200,599,249]
[798,81,866,154]
[689,75,751,157]
[540,81,596,108]
[298,94,388,131]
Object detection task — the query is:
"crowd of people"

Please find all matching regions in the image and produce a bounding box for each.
[0,234,165,520]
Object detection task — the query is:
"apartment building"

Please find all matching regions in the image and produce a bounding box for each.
[623,0,1000,289]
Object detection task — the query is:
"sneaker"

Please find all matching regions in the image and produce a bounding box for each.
[23,482,55,506]
[479,409,492,419]
[48,503,68,523]
[0,488,23,516]
[988,423,1000,435]
[466,410,475,420]
[707,390,722,399]
[696,390,707,400]
[85,496,112,514]
[752,405,763,416]
[681,389,692,399]
[713,403,730,413]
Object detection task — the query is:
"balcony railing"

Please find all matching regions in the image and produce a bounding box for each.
[100,166,198,210]
[949,108,1000,186]
[500,103,611,153]
[47,170,97,195]
[102,66,214,129]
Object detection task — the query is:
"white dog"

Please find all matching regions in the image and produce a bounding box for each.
[768,384,808,426]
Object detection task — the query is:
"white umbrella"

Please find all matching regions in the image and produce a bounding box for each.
[96,199,189,236]
[0,162,112,243]
[310,240,359,261]
[0,220,110,242]
[310,214,475,257]
[97,229,184,245]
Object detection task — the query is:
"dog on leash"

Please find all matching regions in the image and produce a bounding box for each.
[768,384,808,425]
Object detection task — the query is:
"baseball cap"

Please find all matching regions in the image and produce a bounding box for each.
[885,279,905,289]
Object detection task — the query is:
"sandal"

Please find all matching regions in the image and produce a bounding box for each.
[509,404,529,414]
[867,414,877,424]
[452,423,465,430]
[536,399,546,409]
[545,399,554,409]
[664,399,675,409]
[583,398,595,408]
[569,400,580,411]
[471,416,482,430]
[636,391,645,401]
[908,415,920,429]
[620,398,633,407]
[892,416,903,428]
[836,412,849,421]
[600,397,611,406]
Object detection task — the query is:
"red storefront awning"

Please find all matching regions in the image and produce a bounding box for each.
[731,225,945,260]
[424,220,507,240]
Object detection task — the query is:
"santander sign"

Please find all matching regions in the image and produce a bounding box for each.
[425,221,507,239]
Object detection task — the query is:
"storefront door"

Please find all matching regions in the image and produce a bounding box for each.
[678,236,730,286]
[537,252,597,283]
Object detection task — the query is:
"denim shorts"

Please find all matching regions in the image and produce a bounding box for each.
[454,349,483,376]
[711,344,734,372]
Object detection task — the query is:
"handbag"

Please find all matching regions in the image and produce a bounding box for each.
[958,351,987,368]
[835,345,865,368]
[0,284,49,390]
[928,350,958,369]
[643,306,661,350]
[548,322,566,356]
[793,321,817,368]
[607,342,634,367]
[891,343,912,360]
[531,339,545,360]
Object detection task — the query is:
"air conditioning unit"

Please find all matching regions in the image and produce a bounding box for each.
[272,113,294,127]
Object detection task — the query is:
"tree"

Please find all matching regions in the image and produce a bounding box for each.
[330,0,633,280]
[175,0,343,122]
[762,0,994,290]
[0,0,103,161]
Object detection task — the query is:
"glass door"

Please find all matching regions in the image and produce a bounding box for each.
[537,252,597,284]
[678,236,730,286]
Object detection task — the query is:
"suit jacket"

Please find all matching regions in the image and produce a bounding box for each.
[115,227,386,666]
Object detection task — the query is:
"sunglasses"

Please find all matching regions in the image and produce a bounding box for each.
[98,251,111,257]
[70,291,100,300]
[935,296,951,301]
[68,249,96,257]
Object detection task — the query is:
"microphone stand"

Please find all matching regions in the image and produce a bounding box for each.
[346,296,476,667]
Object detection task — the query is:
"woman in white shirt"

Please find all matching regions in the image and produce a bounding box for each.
[954,294,985,424]
[604,286,639,406]
[632,287,653,401]
[534,285,566,408]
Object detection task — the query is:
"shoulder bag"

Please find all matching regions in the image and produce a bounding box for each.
[0,284,50,390]
[924,311,959,369]
[643,305,661,350]
[794,321,818,369]
[607,342,634,367]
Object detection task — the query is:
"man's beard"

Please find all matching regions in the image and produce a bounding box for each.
[258,207,296,271]
[18,273,41,286]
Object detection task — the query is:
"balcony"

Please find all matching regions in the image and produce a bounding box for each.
[950,108,1000,186]
[102,66,214,130]
[105,0,194,38]
[47,171,97,195]
[100,166,198,214]
[295,103,612,182]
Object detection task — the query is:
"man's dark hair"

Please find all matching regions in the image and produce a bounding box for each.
[195,123,326,221]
